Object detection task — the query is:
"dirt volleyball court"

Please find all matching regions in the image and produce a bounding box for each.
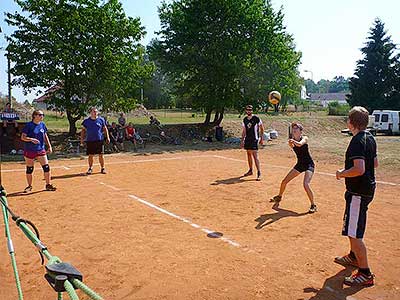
[0,148,399,300]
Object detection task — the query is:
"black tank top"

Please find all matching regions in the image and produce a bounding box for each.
[293,142,313,165]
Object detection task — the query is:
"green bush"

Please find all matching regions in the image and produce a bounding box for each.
[328,101,350,115]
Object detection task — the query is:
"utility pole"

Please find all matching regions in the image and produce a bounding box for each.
[7,54,12,107]
[304,69,314,82]
[140,79,144,103]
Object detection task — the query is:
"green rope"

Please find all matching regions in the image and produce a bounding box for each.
[58,292,63,300]
[10,253,24,300]
[64,280,79,300]
[72,279,103,300]
[1,194,24,300]
[2,194,103,300]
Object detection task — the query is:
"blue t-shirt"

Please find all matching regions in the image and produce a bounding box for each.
[22,121,48,152]
[82,117,106,142]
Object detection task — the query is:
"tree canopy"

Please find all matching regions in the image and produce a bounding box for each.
[6,0,154,134]
[149,0,302,124]
[305,76,349,94]
[348,19,400,112]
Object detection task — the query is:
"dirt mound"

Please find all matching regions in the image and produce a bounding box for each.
[221,113,346,139]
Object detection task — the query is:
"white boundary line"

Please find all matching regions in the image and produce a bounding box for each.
[87,176,242,249]
[128,194,240,248]
[213,155,399,187]
[1,155,213,173]
[2,153,399,186]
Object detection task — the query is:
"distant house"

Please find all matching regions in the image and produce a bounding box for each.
[32,84,63,110]
[308,92,347,107]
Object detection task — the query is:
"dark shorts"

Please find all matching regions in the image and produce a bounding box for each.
[294,161,315,173]
[24,149,47,159]
[244,139,258,150]
[86,141,104,155]
[342,191,374,239]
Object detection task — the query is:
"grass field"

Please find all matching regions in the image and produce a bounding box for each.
[41,109,331,131]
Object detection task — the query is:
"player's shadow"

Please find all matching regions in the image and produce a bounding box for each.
[51,173,86,180]
[304,267,366,300]
[254,202,309,229]
[211,176,257,185]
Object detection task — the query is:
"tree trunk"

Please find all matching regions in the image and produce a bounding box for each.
[212,111,220,123]
[204,109,212,125]
[216,109,224,126]
[67,110,80,136]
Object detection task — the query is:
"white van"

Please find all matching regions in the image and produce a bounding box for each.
[341,115,377,136]
[372,110,400,135]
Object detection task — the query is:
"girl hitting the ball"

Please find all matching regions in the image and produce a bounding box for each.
[270,122,317,213]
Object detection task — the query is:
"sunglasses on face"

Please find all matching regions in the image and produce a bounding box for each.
[35,114,44,117]
[246,109,252,112]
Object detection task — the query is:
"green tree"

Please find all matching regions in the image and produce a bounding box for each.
[6,0,153,135]
[329,76,349,93]
[304,79,318,93]
[143,43,175,109]
[390,56,400,109]
[150,0,301,124]
[348,19,398,112]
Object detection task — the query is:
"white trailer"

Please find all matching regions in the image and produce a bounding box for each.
[372,110,400,135]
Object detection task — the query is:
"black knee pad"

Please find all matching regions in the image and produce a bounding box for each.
[26,166,34,174]
[42,164,50,173]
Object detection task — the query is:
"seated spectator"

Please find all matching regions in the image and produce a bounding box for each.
[109,122,124,151]
[149,115,161,127]
[125,122,137,150]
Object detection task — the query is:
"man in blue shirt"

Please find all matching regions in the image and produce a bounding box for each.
[80,107,110,175]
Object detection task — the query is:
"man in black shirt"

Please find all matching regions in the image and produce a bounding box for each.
[335,106,378,287]
[241,105,264,180]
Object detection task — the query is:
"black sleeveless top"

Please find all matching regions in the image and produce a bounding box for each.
[293,142,313,165]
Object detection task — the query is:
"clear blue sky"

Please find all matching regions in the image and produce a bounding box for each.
[1,0,399,102]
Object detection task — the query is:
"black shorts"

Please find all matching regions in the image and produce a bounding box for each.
[342,191,374,239]
[86,141,104,155]
[294,161,315,173]
[244,139,258,150]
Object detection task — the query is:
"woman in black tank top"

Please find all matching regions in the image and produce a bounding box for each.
[270,123,317,213]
